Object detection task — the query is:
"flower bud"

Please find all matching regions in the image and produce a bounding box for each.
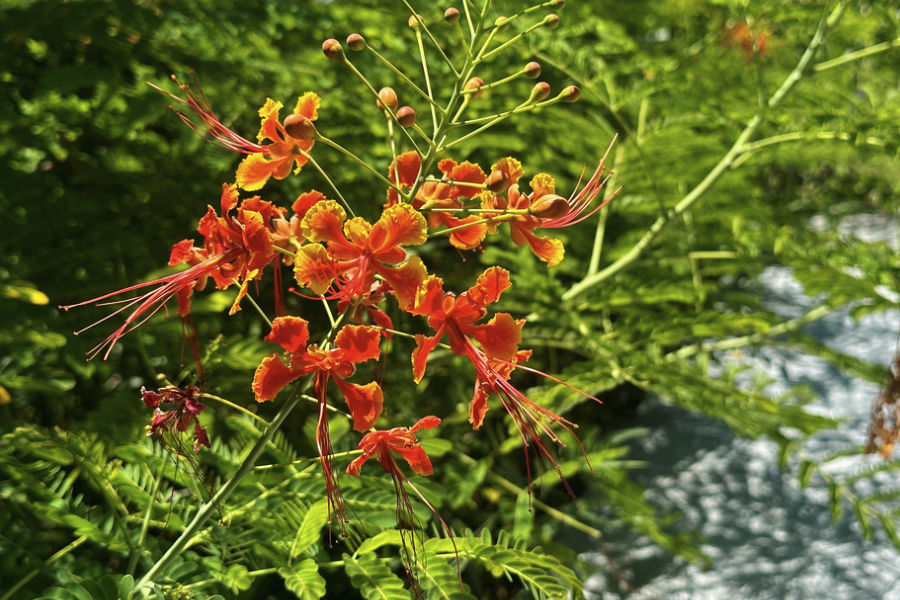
[486,170,510,193]
[465,77,485,100]
[377,87,399,113]
[550,0,566,8]
[544,14,560,29]
[347,33,366,51]
[396,106,416,128]
[529,82,551,102]
[524,61,542,79]
[494,16,510,32]
[560,85,581,102]
[408,14,423,31]
[530,194,570,219]
[444,7,460,24]
[322,38,344,60]
[283,114,317,141]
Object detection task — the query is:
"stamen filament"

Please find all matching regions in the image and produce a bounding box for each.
[296,149,356,218]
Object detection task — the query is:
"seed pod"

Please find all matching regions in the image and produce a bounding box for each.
[544,14,560,29]
[494,16,510,32]
[465,77,485,100]
[560,85,581,103]
[486,170,510,193]
[377,87,399,113]
[524,61,542,79]
[408,14,423,31]
[530,194,570,219]
[397,106,416,128]
[347,33,366,51]
[444,8,460,24]
[530,82,551,102]
[322,39,344,60]
[283,114,317,141]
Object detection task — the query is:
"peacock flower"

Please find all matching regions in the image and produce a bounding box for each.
[235,94,322,191]
[293,199,428,309]
[252,317,384,526]
[386,152,488,250]
[272,190,327,265]
[61,184,282,359]
[141,384,210,452]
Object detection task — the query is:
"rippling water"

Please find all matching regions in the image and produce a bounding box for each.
[583,214,900,599]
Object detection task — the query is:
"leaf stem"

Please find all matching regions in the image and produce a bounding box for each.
[201,393,271,427]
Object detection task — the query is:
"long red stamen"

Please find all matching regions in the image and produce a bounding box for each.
[315,373,349,539]
[543,135,619,229]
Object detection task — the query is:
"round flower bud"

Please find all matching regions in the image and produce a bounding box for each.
[524,61,542,79]
[377,87,399,113]
[560,85,581,102]
[408,14,423,31]
[550,0,566,7]
[530,81,551,102]
[494,16,510,32]
[465,77,485,100]
[347,33,366,51]
[444,8,460,24]
[396,106,416,128]
[486,170,510,193]
[322,39,344,60]
[283,114,317,141]
[544,14,560,29]
[530,194,570,219]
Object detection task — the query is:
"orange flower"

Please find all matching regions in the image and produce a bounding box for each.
[235,94,321,191]
[252,317,383,527]
[293,200,428,309]
[387,152,488,250]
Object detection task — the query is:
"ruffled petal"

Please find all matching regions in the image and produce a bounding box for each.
[370,203,427,254]
[466,312,521,361]
[521,229,565,266]
[221,182,240,214]
[236,153,277,191]
[229,268,259,315]
[335,324,382,363]
[490,157,524,188]
[265,316,310,354]
[393,445,434,476]
[449,161,487,199]
[257,98,283,144]
[408,275,445,317]
[530,173,556,198]
[412,333,442,383]
[301,199,348,244]
[333,378,383,432]
[293,190,326,220]
[389,151,421,187]
[252,353,304,402]
[293,243,336,295]
[176,281,195,318]
[346,444,378,476]
[241,210,274,257]
[466,266,511,307]
[469,383,491,429]
[294,92,321,121]
[376,256,427,311]
[169,240,197,267]
[343,217,373,245]
[441,214,487,250]
[409,415,441,433]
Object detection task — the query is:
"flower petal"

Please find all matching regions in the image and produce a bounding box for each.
[469,383,491,429]
[169,240,197,267]
[346,444,378,475]
[257,98,283,144]
[334,378,383,432]
[466,312,521,361]
[301,199,348,244]
[393,445,434,476]
[176,281,195,317]
[229,268,259,315]
[449,161,487,199]
[293,190,326,220]
[335,324,382,363]
[377,256,427,310]
[343,217,373,245]
[370,203,427,254]
[236,153,277,191]
[389,151,421,187]
[466,266,511,307]
[521,229,565,266]
[409,415,441,433]
[265,316,310,354]
[252,353,303,402]
[294,92,321,121]
[491,157,524,188]
[408,275,445,317]
[221,182,240,214]
[242,210,274,257]
[293,243,336,295]
[442,214,486,250]
[412,333,442,383]
[530,173,556,199]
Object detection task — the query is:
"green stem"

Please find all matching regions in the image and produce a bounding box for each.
[316,135,401,192]
[427,214,513,238]
[478,17,550,63]
[1,536,88,600]
[587,145,623,277]
[127,460,166,576]
[814,37,900,72]
[399,0,459,76]
[364,45,444,111]
[414,29,439,135]
[297,149,356,218]
[244,294,272,328]
[461,67,527,95]
[201,393,271,427]
[255,449,364,470]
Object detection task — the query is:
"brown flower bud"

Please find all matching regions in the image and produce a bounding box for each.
[465,77,485,100]
[524,61,542,79]
[544,14,560,29]
[396,106,416,128]
[283,114,317,141]
[530,194,570,219]
[486,170,510,193]
[444,8,460,24]
[530,81,551,102]
[347,33,366,51]
[560,85,581,102]
[408,14,423,31]
[494,16,510,32]
[322,39,344,60]
[377,87,399,113]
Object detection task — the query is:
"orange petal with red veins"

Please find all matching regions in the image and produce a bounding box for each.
[301,200,347,244]
[442,215,486,250]
[467,312,521,361]
[412,333,442,383]
[293,243,336,295]
[408,275,445,317]
[521,229,565,266]
[169,240,196,267]
[491,157,524,187]
[334,378,383,432]
[265,316,310,354]
[389,152,421,187]
[438,158,457,176]
[229,269,259,315]
[294,92,321,121]
[467,266,512,307]
[242,210,274,256]
[221,182,240,214]
[256,98,283,144]
[252,353,303,402]
[372,203,427,252]
[176,281,195,318]
[393,445,434,476]
[409,415,441,433]
[377,256,427,310]
[236,153,277,191]
[530,173,556,198]
[469,383,491,429]
[449,161,487,199]
[335,324,382,363]
[293,190,326,219]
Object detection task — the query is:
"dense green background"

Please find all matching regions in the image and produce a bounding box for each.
[2,0,900,598]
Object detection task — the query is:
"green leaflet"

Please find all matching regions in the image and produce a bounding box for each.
[278,559,326,600]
